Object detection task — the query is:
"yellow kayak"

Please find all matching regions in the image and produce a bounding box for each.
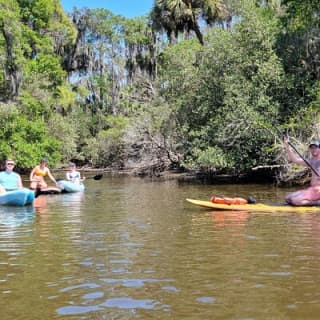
[186,198,320,213]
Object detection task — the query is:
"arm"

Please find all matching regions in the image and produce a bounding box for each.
[77,171,83,181]
[46,168,57,185]
[0,184,6,194]
[29,167,37,180]
[17,175,23,188]
[284,138,306,166]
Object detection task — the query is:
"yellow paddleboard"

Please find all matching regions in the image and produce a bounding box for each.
[186,198,320,213]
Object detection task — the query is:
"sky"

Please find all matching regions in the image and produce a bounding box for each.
[61,0,154,18]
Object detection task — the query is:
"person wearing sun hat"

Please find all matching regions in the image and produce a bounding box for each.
[0,159,23,193]
[284,137,320,205]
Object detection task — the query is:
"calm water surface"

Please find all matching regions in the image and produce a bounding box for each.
[1,175,320,319]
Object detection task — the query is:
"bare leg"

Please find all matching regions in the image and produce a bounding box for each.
[285,189,313,206]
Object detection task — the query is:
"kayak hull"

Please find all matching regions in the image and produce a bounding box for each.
[57,180,85,193]
[186,198,320,213]
[0,189,35,206]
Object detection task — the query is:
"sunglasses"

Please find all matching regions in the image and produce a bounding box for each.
[6,163,15,166]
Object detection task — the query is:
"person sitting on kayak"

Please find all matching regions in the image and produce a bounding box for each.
[0,159,23,193]
[66,162,85,184]
[29,158,58,190]
[284,138,320,206]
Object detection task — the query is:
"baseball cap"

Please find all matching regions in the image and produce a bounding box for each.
[309,141,320,148]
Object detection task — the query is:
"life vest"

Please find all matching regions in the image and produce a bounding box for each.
[210,196,248,205]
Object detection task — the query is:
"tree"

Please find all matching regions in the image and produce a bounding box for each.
[0,0,24,100]
[150,0,231,45]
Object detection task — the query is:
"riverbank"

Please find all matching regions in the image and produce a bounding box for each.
[49,162,309,187]
[64,163,283,185]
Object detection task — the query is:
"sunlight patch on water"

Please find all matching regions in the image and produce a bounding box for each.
[196,296,217,303]
[56,297,166,315]
[60,282,100,293]
[56,305,101,315]
[101,297,157,309]
[82,291,104,299]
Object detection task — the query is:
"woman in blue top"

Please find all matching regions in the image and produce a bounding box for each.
[0,159,23,193]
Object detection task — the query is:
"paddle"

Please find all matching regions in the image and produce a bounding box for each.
[56,173,103,182]
[274,126,320,177]
[84,173,103,181]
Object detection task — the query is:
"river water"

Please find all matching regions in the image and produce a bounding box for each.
[1,175,320,319]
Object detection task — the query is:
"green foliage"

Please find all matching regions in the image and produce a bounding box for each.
[157,39,203,122]
[184,146,235,172]
[25,53,67,88]
[46,113,79,162]
[18,90,53,119]
[83,115,129,167]
[18,0,76,54]
[281,0,320,31]
[151,0,231,45]
[154,2,286,172]
[0,0,320,179]
[0,103,61,167]
[280,81,320,139]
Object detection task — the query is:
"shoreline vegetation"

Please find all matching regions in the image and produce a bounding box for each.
[1,1,319,187]
[50,163,292,185]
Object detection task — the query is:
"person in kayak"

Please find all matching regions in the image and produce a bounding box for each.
[66,162,85,184]
[0,159,23,193]
[29,158,58,190]
[284,138,320,205]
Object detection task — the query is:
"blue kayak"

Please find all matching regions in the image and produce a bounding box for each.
[0,189,35,206]
[57,180,85,193]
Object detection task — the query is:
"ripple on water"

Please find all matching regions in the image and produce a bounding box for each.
[82,291,104,300]
[56,297,167,315]
[196,296,217,303]
[60,282,100,293]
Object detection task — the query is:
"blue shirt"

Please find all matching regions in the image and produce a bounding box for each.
[0,171,21,190]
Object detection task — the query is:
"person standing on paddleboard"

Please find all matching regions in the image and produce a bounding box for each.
[284,138,320,206]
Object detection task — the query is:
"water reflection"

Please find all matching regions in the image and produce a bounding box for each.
[3,177,320,319]
[33,192,84,238]
[207,210,249,227]
[34,192,84,214]
[0,205,34,227]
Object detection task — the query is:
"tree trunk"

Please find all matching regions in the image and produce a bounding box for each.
[191,18,204,46]
[1,27,22,100]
